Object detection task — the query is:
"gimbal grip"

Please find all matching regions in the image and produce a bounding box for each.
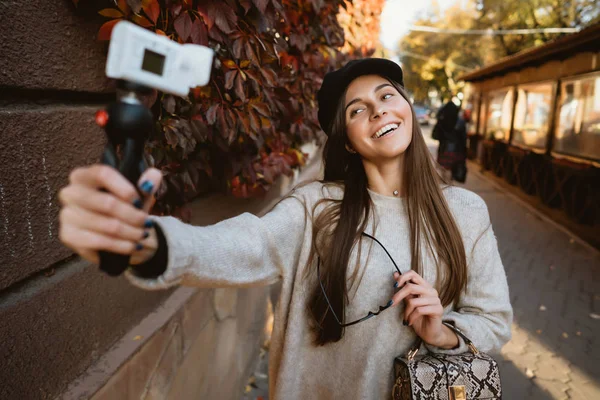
[97,95,153,277]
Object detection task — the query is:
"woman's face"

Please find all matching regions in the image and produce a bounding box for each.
[344,75,413,162]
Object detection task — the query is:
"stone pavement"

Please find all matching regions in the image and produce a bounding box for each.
[242,134,600,400]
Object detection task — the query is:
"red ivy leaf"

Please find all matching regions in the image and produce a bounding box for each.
[132,14,153,27]
[174,12,192,41]
[206,104,220,125]
[250,101,270,117]
[98,19,121,41]
[224,70,237,90]
[171,3,183,18]
[260,116,271,129]
[235,109,251,135]
[239,0,252,14]
[196,4,214,30]
[226,108,238,143]
[99,8,124,18]
[165,127,179,148]
[218,108,229,139]
[190,18,209,46]
[233,38,245,59]
[234,73,246,102]
[289,33,310,51]
[117,0,130,15]
[249,110,261,131]
[206,2,238,33]
[126,0,144,13]
[144,0,160,24]
[245,41,260,66]
[251,0,270,13]
[260,67,277,87]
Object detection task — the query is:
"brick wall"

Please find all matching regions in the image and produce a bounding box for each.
[0,2,174,398]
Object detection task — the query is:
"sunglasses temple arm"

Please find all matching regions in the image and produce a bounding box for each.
[317,258,345,326]
[361,232,402,274]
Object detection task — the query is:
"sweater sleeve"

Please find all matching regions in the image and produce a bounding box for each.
[124,191,309,290]
[426,200,513,355]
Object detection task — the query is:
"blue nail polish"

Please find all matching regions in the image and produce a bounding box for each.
[144,219,154,228]
[387,300,393,307]
[135,243,143,251]
[140,181,154,194]
[403,320,408,326]
[143,231,149,239]
[394,282,399,288]
[133,198,143,209]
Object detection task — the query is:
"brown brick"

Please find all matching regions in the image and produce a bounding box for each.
[0,106,106,290]
[0,1,110,92]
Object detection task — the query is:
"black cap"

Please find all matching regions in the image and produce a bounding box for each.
[317,58,404,135]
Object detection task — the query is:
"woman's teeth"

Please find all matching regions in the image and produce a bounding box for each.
[373,123,399,139]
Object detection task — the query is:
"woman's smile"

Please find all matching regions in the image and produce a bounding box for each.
[371,121,402,140]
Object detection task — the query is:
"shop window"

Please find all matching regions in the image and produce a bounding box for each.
[554,73,600,161]
[464,92,481,136]
[512,82,555,150]
[484,88,514,142]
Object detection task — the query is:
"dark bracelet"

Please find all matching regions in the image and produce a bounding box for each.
[130,222,168,278]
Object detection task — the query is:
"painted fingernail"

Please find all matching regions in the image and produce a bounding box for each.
[387,300,393,307]
[133,198,143,209]
[140,181,154,194]
[403,320,408,326]
[142,231,149,239]
[394,282,399,288]
[144,219,154,228]
[135,243,143,251]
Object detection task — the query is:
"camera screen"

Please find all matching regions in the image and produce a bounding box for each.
[142,49,165,76]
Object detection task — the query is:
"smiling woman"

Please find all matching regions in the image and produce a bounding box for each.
[344,76,414,166]
[58,58,512,399]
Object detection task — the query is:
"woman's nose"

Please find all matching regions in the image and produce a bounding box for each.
[371,108,387,120]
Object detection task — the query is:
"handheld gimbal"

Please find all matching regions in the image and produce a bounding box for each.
[95,81,154,276]
[97,21,213,276]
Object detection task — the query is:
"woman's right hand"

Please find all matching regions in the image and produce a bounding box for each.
[58,164,163,265]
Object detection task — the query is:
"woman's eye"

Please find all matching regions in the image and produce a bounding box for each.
[382,93,393,100]
[350,108,364,116]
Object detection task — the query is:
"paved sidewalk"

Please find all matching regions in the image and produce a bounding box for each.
[460,166,600,399]
[243,138,600,399]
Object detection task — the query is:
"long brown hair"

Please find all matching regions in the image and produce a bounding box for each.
[305,78,467,345]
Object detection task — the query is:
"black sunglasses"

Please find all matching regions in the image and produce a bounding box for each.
[317,232,403,327]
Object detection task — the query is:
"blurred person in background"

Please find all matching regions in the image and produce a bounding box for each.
[433,100,468,182]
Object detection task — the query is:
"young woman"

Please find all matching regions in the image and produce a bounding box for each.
[58,58,512,399]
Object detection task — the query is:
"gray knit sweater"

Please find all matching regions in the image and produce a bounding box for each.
[126,181,512,400]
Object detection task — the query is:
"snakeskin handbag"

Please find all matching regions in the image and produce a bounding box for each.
[392,322,502,400]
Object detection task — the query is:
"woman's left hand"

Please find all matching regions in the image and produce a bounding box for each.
[391,271,458,349]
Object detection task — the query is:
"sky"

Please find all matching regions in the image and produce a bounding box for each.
[380,0,461,51]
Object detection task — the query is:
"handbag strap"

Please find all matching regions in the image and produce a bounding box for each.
[406,321,480,361]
